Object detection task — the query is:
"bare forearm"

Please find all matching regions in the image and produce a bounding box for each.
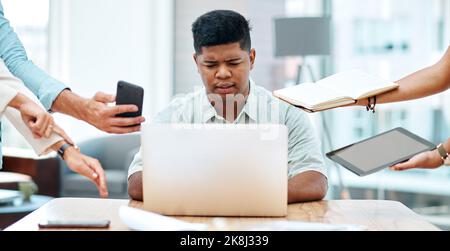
[51,89,88,121]
[357,46,450,106]
[444,138,450,153]
[51,90,144,134]
[128,171,143,201]
[288,171,328,203]
[8,93,31,109]
[378,64,449,103]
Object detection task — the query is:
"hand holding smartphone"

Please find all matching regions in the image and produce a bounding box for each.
[115,80,144,118]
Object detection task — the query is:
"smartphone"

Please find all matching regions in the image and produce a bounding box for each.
[115,80,144,118]
[38,219,111,229]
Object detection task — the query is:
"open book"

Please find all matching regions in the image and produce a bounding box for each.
[273,70,399,112]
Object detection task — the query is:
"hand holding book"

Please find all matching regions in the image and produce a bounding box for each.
[273,70,399,112]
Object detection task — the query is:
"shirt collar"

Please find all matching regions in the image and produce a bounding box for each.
[242,78,258,123]
[198,78,258,123]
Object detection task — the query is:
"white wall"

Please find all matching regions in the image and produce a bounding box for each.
[48,0,173,141]
[174,0,286,94]
[330,0,448,145]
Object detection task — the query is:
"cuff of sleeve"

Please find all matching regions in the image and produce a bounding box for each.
[3,106,63,155]
[0,87,18,113]
[38,76,69,111]
[33,135,63,156]
[128,165,143,180]
[128,150,143,179]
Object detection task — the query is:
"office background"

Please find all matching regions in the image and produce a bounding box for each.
[1,0,449,228]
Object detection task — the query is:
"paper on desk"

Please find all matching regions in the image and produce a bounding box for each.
[244,221,368,231]
[119,206,208,231]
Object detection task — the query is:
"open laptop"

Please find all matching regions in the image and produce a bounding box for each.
[141,124,288,217]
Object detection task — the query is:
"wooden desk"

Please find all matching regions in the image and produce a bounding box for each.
[0,195,53,229]
[5,198,439,231]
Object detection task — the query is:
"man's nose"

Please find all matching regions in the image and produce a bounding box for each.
[216,65,232,79]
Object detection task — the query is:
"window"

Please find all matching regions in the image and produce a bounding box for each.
[331,0,449,156]
[329,0,450,222]
[284,0,450,216]
[1,0,49,150]
[174,0,287,94]
[2,0,49,69]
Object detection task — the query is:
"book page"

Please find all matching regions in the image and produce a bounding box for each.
[244,221,367,231]
[119,206,207,231]
[317,70,397,99]
[273,82,348,108]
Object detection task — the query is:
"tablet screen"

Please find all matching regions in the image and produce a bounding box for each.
[327,128,435,176]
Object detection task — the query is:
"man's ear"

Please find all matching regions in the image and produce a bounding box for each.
[193,53,200,73]
[249,49,256,70]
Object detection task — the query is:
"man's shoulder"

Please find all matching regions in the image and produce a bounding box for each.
[253,84,289,106]
[285,102,310,121]
[253,84,303,113]
[152,88,204,123]
[260,84,309,123]
[252,84,273,98]
[168,89,203,107]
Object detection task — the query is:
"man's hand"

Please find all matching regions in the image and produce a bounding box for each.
[52,124,75,145]
[19,100,74,144]
[390,150,443,171]
[9,93,59,139]
[53,90,145,134]
[18,101,54,138]
[62,145,109,198]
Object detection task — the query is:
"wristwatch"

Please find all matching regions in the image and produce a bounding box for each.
[57,143,78,160]
[436,143,449,166]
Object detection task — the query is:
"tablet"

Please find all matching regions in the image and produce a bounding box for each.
[326,127,436,176]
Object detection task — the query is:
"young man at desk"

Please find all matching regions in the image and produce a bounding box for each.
[127,10,328,203]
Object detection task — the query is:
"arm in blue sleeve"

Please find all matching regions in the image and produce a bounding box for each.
[0,3,67,111]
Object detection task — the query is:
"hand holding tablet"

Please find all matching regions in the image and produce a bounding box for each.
[326,127,436,176]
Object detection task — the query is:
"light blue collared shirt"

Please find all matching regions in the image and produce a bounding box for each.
[128,80,327,180]
[0,0,67,167]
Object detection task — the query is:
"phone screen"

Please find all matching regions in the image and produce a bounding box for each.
[115,80,144,118]
[38,219,110,228]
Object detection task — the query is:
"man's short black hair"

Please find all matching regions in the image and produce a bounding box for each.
[192,10,252,54]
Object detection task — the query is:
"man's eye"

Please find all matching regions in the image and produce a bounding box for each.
[205,64,217,68]
[229,62,241,66]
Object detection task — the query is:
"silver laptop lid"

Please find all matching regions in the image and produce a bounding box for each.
[141,124,288,217]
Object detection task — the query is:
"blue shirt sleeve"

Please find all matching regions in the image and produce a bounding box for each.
[0,2,67,111]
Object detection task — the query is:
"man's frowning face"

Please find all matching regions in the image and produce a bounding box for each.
[194,42,255,101]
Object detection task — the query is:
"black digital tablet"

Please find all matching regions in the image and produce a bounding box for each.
[326,127,436,176]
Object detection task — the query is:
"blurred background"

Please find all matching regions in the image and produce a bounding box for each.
[1,0,449,228]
